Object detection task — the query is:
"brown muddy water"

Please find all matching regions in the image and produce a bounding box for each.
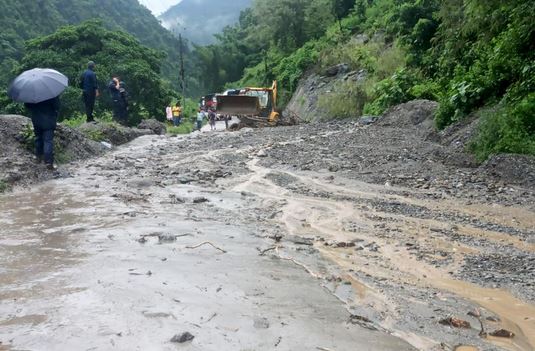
[1,132,534,351]
[234,158,535,351]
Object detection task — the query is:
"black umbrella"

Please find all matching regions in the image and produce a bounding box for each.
[8,68,68,103]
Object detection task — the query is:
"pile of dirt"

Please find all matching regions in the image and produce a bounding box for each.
[377,99,438,136]
[481,154,535,188]
[0,115,105,187]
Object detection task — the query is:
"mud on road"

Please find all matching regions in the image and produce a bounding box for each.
[1,110,534,350]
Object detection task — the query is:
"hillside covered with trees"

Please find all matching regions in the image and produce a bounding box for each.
[0,0,199,92]
[195,0,534,160]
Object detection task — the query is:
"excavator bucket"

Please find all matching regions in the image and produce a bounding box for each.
[216,95,260,115]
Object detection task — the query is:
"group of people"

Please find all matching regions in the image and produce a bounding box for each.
[166,104,228,132]
[195,108,223,131]
[166,103,183,126]
[24,61,129,170]
[80,61,129,125]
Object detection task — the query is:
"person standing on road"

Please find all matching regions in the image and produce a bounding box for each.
[25,97,60,170]
[208,109,216,131]
[196,109,205,131]
[80,61,99,123]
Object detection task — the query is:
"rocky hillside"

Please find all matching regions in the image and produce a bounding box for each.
[284,63,368,123]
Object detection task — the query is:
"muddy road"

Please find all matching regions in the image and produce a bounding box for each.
[1,116,534,350]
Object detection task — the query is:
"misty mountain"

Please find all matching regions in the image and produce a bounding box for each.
[159,0,253,45]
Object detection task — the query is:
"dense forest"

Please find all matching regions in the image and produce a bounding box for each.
[196,0,534,160]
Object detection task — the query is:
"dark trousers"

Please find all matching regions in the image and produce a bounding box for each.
[34,127,54,165]
[113,100,128,125]
[119,101,128,125]
[83,92,96,122]
[173,116,181,126]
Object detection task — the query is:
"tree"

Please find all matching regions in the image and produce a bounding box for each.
[333,0,356,31]
[18,20,176,125]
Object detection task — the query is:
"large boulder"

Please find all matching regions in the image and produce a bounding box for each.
[138,119,167,135]
[324,63,349,77]
[77,122,153,145]
[377,99,439,135]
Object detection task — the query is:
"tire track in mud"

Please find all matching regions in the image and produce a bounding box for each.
[232,156,535,351]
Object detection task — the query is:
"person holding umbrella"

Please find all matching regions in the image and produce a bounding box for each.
[8,68,68,170]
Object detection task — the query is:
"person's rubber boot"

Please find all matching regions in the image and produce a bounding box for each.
[46,163,57,171]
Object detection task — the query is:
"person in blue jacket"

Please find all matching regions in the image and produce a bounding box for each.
[80,61,99,122]
[24,97,60,170]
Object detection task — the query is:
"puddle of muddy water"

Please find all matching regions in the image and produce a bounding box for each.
[455,346,479,351]
[234,160,535,351]
[0,314,47,327]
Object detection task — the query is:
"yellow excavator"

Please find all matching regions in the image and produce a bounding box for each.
[215,81,280,127]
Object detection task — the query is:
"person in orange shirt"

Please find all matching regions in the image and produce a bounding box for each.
[171,102,182,126]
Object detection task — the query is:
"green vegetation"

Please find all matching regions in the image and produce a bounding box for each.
[167,122,195,135]
[80,128,106,143]
[195,0,534,159]
[470,95,535,161]
[19,124,37,152]
[60,114,88,129]
[0,179,9,193]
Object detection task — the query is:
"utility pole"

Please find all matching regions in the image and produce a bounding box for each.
[263,50,270,85]
[178,32,186,104]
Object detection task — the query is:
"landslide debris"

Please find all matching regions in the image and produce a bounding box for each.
[0,115,164,189]
[0,115,104,187]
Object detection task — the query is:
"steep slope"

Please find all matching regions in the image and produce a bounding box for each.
[159,0,252,44]
[0,0,192,88]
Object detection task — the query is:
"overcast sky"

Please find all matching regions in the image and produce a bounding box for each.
[138,0,182,15]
